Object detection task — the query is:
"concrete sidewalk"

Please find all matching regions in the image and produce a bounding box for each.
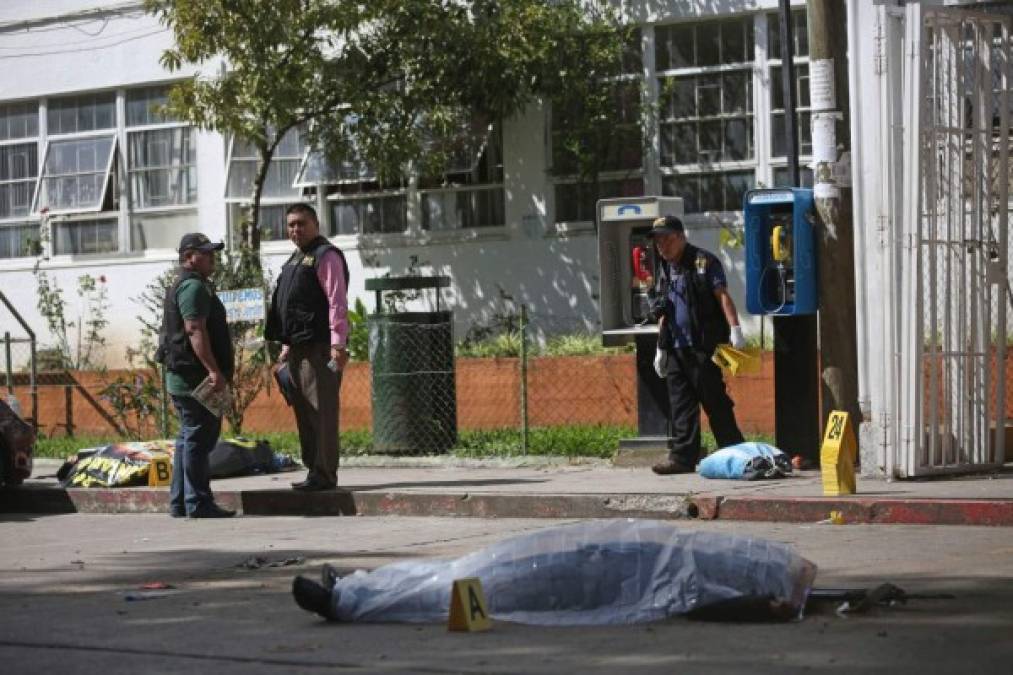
[4,457,1013,525]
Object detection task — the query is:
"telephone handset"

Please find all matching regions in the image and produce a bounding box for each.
[763,216,795,311]
[629,229,657,324]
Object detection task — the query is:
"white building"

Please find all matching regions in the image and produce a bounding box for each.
[0,1,825,353]
[0,0,1008,477]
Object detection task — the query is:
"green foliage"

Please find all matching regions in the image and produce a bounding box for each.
[34,426,776,460]
[453,425,635,458]
[98,268,179,440]
[542,333,633,357]
[97,373,165,440]
[346,298,370,362]
[457,331,634,358]
[456,332,523,358]
[211,244,273,434]
[33,267,110,371]
[146,0,635,232]
[545,16,644,211]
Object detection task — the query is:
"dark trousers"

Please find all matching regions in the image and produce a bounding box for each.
[169,394,222,514]
[290,342,341,486]
[665,348,744,466]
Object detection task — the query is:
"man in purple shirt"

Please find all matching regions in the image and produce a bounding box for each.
[266,204,349,491]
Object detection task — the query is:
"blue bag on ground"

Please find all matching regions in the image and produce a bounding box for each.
[698,442,792,480]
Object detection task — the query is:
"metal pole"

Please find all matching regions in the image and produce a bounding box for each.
[29,334,38,431]
[519,304,529,454]
[773,1,821,461]
[780,0,800,186]
[3,332,11,395]
[809,0,861,436]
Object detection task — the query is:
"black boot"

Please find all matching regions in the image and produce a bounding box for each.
[292,576,336,620]
[321,563,340,590]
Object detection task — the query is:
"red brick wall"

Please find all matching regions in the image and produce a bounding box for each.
[14,353,784,438]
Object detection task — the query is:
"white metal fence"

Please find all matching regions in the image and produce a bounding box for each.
[897,7,1010,476]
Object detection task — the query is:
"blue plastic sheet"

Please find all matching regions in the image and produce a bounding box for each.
[697,442,792,480]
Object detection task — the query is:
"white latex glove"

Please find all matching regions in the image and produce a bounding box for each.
[730,325,746,349]
[653,347,669,378]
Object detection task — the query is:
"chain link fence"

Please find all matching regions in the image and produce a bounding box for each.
[1,292,37,428]
[23,302,780,459]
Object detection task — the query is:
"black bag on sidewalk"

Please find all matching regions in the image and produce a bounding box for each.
[208,438,275,478]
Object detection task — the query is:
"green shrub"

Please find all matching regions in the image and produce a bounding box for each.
[455,332,522,358]
[34,426,776,461]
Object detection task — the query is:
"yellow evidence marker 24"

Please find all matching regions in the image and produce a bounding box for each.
[820,410,857,496]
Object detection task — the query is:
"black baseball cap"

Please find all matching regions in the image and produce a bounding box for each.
[645,215,685,237]
[178,233,225,254]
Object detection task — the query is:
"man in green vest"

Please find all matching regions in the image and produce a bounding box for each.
[156,233,236,518]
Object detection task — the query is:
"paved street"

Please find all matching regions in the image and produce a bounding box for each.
[1,513,1012,673]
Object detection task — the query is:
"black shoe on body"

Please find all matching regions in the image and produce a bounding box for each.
[188,504,236,519]
[169,506,186,518]
[293,576,336,620]
[321,563,340,590]
[290,474,314,489]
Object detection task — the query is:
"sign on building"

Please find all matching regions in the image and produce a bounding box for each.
[218,288,265,323]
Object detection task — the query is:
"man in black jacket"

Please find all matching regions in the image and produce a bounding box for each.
[648,216,746,475]
[266,204,349,491]
[157,233,235,517]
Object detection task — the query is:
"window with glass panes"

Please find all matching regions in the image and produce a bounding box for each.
[0,101,40,258]
[35,94,120,255]
[328,181,408,236]
[292,130,408,236]
[768,10,814,188]
[126,87,198,209]
[226,127,306,241]
[551,30,644,224]
[418,122,504,231]
[656,17,756,212]
[36,93,119,220]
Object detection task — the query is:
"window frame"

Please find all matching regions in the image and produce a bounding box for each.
[0,138,40,222]
[549,74,646,228]
[125,119,199,213]
[417,120,506,231]
[32,130,119,216]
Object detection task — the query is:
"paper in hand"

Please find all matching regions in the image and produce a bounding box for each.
[190,375,233,418]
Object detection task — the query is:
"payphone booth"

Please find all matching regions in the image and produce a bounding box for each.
[743,188,818,316]
[597,196,685,455]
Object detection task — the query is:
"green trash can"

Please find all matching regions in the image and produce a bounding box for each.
[366,276,457,454]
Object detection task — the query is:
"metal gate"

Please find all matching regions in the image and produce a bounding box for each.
[898,6,1010,476]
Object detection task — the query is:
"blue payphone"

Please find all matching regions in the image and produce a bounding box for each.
[743,188,817,316]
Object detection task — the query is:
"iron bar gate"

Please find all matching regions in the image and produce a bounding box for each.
[899,7,1010,476]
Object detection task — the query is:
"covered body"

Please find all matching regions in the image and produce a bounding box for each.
[332,519,816,625]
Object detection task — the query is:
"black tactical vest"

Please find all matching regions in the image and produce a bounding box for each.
[657,243,731,355]
[155,270,235,378]
[266,236,348,346]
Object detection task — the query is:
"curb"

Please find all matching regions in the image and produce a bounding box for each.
[713,496,1013,527]
[4,486,1013,526]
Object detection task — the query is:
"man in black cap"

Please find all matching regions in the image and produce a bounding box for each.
[647,215,746,475]
[156,233,236,518]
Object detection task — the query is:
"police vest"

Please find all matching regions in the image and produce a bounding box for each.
[656,243,731,355]
[155,270,235,378]
[266,236,348,346]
